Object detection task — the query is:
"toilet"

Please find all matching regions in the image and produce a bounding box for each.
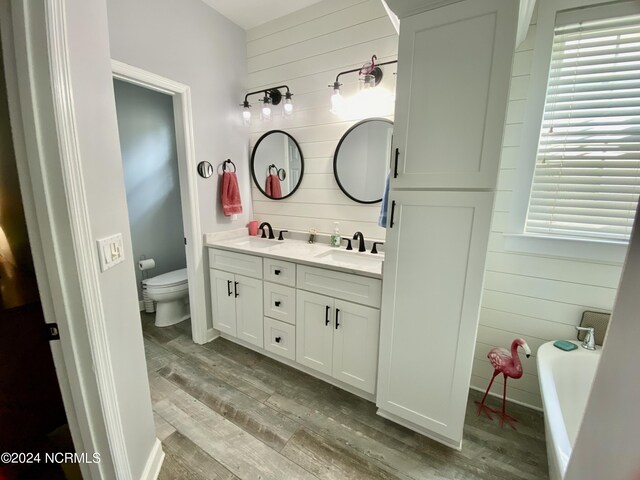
[144,268,190,327]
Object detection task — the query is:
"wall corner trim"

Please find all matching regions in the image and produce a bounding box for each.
[46,0,133,477]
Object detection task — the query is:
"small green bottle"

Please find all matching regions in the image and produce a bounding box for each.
[330,222,342,247]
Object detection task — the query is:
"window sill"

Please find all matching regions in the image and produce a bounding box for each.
[503,233,627,264]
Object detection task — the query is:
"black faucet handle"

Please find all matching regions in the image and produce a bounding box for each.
[261,228,267,238]
[343,238,353,250]
[278,230,288,241]
[371,242,384,254]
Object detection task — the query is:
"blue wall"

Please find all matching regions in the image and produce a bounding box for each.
[114,80,186,299]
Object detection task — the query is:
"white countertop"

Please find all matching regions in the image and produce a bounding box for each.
[205,235,384,279]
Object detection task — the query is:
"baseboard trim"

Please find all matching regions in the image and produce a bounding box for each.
[140,438,164,480]
[469,385,543,412]
[204,328,219,344]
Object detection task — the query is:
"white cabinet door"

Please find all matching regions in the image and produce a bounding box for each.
[296,290,334,376]
[211,269,236,336]
[377,190,493,449]
[391,0,517,189]
[235,274,264,348]
[332,299,380,395]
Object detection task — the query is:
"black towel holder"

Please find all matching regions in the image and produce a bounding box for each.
[267,164,278,176]
[222,159,236,172]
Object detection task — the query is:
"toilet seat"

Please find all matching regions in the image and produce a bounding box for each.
[144,268,188,288]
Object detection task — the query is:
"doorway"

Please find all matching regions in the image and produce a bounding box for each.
[0,42,80,480]
[111,61,207,344]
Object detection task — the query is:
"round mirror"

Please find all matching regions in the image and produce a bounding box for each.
[197,161,214,178]
[333,118,393,204]
[251,130,304,200]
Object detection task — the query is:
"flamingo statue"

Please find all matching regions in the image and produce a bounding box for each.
[475,338,531,429]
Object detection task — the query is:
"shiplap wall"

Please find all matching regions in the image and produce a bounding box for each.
[470,12,624,409]
[246,0,397,240]
[246,2,624,410]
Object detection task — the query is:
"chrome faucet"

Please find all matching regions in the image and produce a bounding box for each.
[575,326,596,350]
[352,232,366,252]
[259,222,275,239]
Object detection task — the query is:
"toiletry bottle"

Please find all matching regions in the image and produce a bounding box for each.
[330,222,342,247]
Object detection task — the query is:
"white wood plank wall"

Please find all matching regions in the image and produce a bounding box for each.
[246,0,397,240]
[471,12,624,409]
[247,3,624,410]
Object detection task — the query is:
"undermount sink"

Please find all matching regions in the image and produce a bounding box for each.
[314,249,383,269]
[234,238,280,249]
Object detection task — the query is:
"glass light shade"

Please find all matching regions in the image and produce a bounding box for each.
[261,105,272,121]
[359,74,376,90]
[283,97,293,116]
[330,88,345,115]
[242,107,251,125]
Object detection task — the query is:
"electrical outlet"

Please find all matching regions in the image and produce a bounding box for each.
[96,234,125,272]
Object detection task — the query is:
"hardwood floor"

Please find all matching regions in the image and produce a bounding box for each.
[141,313,548,480]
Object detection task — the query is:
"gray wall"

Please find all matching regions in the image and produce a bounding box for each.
[114,80,186,298]
[106,0,252,232]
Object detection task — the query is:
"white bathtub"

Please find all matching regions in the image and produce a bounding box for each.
[537,341,601,480]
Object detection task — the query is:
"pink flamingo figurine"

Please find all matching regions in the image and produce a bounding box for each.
[475,338,531,429]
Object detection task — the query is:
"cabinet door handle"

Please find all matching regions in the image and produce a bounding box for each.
[234,281,239,298]
[393,148,399,178]
[325,305,330,326]
[274,269,281,275]
[227,280,232,296]
[275,301,281,307]
[275,336,281,343]
[389,200,396,228]
[335,308,340,329]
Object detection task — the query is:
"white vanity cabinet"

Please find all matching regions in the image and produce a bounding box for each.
[296,266,381,395]
[378,0,519,449]
[209,249,264,348]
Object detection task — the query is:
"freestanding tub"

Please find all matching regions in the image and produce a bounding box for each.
[537,340,601,480]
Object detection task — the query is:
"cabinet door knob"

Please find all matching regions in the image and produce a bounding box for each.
[275,301,281,307]
[274,269,281,275]
[275,336,281,343]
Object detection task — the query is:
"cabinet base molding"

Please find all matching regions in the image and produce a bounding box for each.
[220,333,376,402]
[376,408,462,451]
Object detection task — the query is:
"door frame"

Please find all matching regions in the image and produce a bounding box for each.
[111,60,208,345]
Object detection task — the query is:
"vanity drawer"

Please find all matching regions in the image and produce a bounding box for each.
[264,257,296,287]
[264,317,295,361]
[264,282,296,325]
[209,248,262,279]
[297,265,382,308]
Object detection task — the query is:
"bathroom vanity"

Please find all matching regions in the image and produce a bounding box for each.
[206,235,383,399]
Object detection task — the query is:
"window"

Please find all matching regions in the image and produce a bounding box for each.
[524,7,640,242]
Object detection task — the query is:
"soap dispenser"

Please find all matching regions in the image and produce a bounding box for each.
[330,222,342,247]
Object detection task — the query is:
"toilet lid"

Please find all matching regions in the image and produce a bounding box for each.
[145,268,188,287]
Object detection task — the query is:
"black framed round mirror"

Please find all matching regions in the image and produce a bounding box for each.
[333,118,393,204]
[251,130,304,200]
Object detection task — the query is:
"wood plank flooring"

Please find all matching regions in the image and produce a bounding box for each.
[141,314,548,480]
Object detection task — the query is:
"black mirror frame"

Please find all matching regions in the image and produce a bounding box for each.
[333,118,393,204]
[251,130,304,201]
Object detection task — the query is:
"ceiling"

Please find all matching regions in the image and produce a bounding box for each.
[201,0,324,30]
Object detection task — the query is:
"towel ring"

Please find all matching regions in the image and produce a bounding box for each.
[278,168,286,181]
[267,164,278,176]
[222,159,236,172]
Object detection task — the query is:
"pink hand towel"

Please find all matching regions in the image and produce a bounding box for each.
[222,171,243,215]
[265,174,282,199]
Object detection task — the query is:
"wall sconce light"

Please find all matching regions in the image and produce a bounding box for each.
[329,55,397,118]
[241,85,293,124]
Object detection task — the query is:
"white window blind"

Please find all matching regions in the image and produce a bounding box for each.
[525,10,640,242]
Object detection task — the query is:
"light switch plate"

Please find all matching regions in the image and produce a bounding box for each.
[96,234,125,272]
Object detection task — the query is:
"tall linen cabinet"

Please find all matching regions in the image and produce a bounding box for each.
[377,0,519,449]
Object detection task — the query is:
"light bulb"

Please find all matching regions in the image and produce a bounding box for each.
[261,105,272,121]
[284,98,293,116]
[242,107,251,125]
[330,88,345,115]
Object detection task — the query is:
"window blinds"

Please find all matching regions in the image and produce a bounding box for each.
[525,11,640,242]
